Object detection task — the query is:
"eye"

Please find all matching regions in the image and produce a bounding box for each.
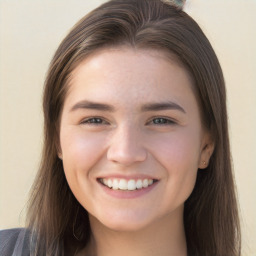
[148,117,176,125]
[80,117,109,125]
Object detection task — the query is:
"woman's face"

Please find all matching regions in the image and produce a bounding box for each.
[59,47,212,231]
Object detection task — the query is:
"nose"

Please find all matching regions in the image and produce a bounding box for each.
[107,125,147,166]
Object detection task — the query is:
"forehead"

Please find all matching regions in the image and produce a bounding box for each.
[70,46,190,83]
[63,47,197,113]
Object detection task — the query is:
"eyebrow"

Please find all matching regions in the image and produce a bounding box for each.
[140,102,186,113]
[70,100,186,113]
[70,100,115,112]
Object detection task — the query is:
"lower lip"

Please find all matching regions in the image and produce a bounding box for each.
[98,181,158,199]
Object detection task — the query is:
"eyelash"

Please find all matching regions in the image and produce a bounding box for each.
[147,117,176,125]
[80,117,109,125]
[80,116,176,126]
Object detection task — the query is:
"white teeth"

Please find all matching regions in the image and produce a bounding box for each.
[136,180,143,189]
[142,179,149,188]
[119,179,128,190]
[100,178,155,191]
[107,179,112,188]
[127,180,136,190]
[112,179,119,190]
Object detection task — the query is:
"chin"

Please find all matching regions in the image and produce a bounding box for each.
[90,210,156,232]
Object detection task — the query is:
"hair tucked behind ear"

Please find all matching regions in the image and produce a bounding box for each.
[26,0,241,255]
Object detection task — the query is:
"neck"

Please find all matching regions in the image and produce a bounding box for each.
[83,207,187,256]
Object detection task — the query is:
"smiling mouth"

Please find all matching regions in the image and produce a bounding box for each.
[98,178,158,191]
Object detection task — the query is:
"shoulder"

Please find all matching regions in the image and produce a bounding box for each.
[0,228,30,256]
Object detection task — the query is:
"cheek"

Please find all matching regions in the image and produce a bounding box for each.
[149,129,202,169]
[60,129,109,210]
[148,129,201,198]
[60,129,107,183]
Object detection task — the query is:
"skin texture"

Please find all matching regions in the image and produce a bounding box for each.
[59,47,214,256]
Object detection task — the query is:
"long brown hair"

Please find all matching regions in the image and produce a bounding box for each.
[26,0,241,255]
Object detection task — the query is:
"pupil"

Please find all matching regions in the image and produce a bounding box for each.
[155,118,165,124]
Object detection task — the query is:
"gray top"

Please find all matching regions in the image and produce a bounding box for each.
[0,228,30,256]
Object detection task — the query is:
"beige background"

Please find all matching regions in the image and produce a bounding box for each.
[0,0,255,255]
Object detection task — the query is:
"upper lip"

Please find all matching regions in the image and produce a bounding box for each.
[96,174,159,181]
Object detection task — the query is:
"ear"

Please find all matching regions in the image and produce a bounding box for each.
[56,142,63,160]
[58,151,63,160]
[55,134,63,160]
[198,133,215,169]
[55,123,63,160]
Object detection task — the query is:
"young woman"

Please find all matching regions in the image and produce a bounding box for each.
[0,0,241,255]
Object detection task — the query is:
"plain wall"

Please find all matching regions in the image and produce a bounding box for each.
[0,0,255,255]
